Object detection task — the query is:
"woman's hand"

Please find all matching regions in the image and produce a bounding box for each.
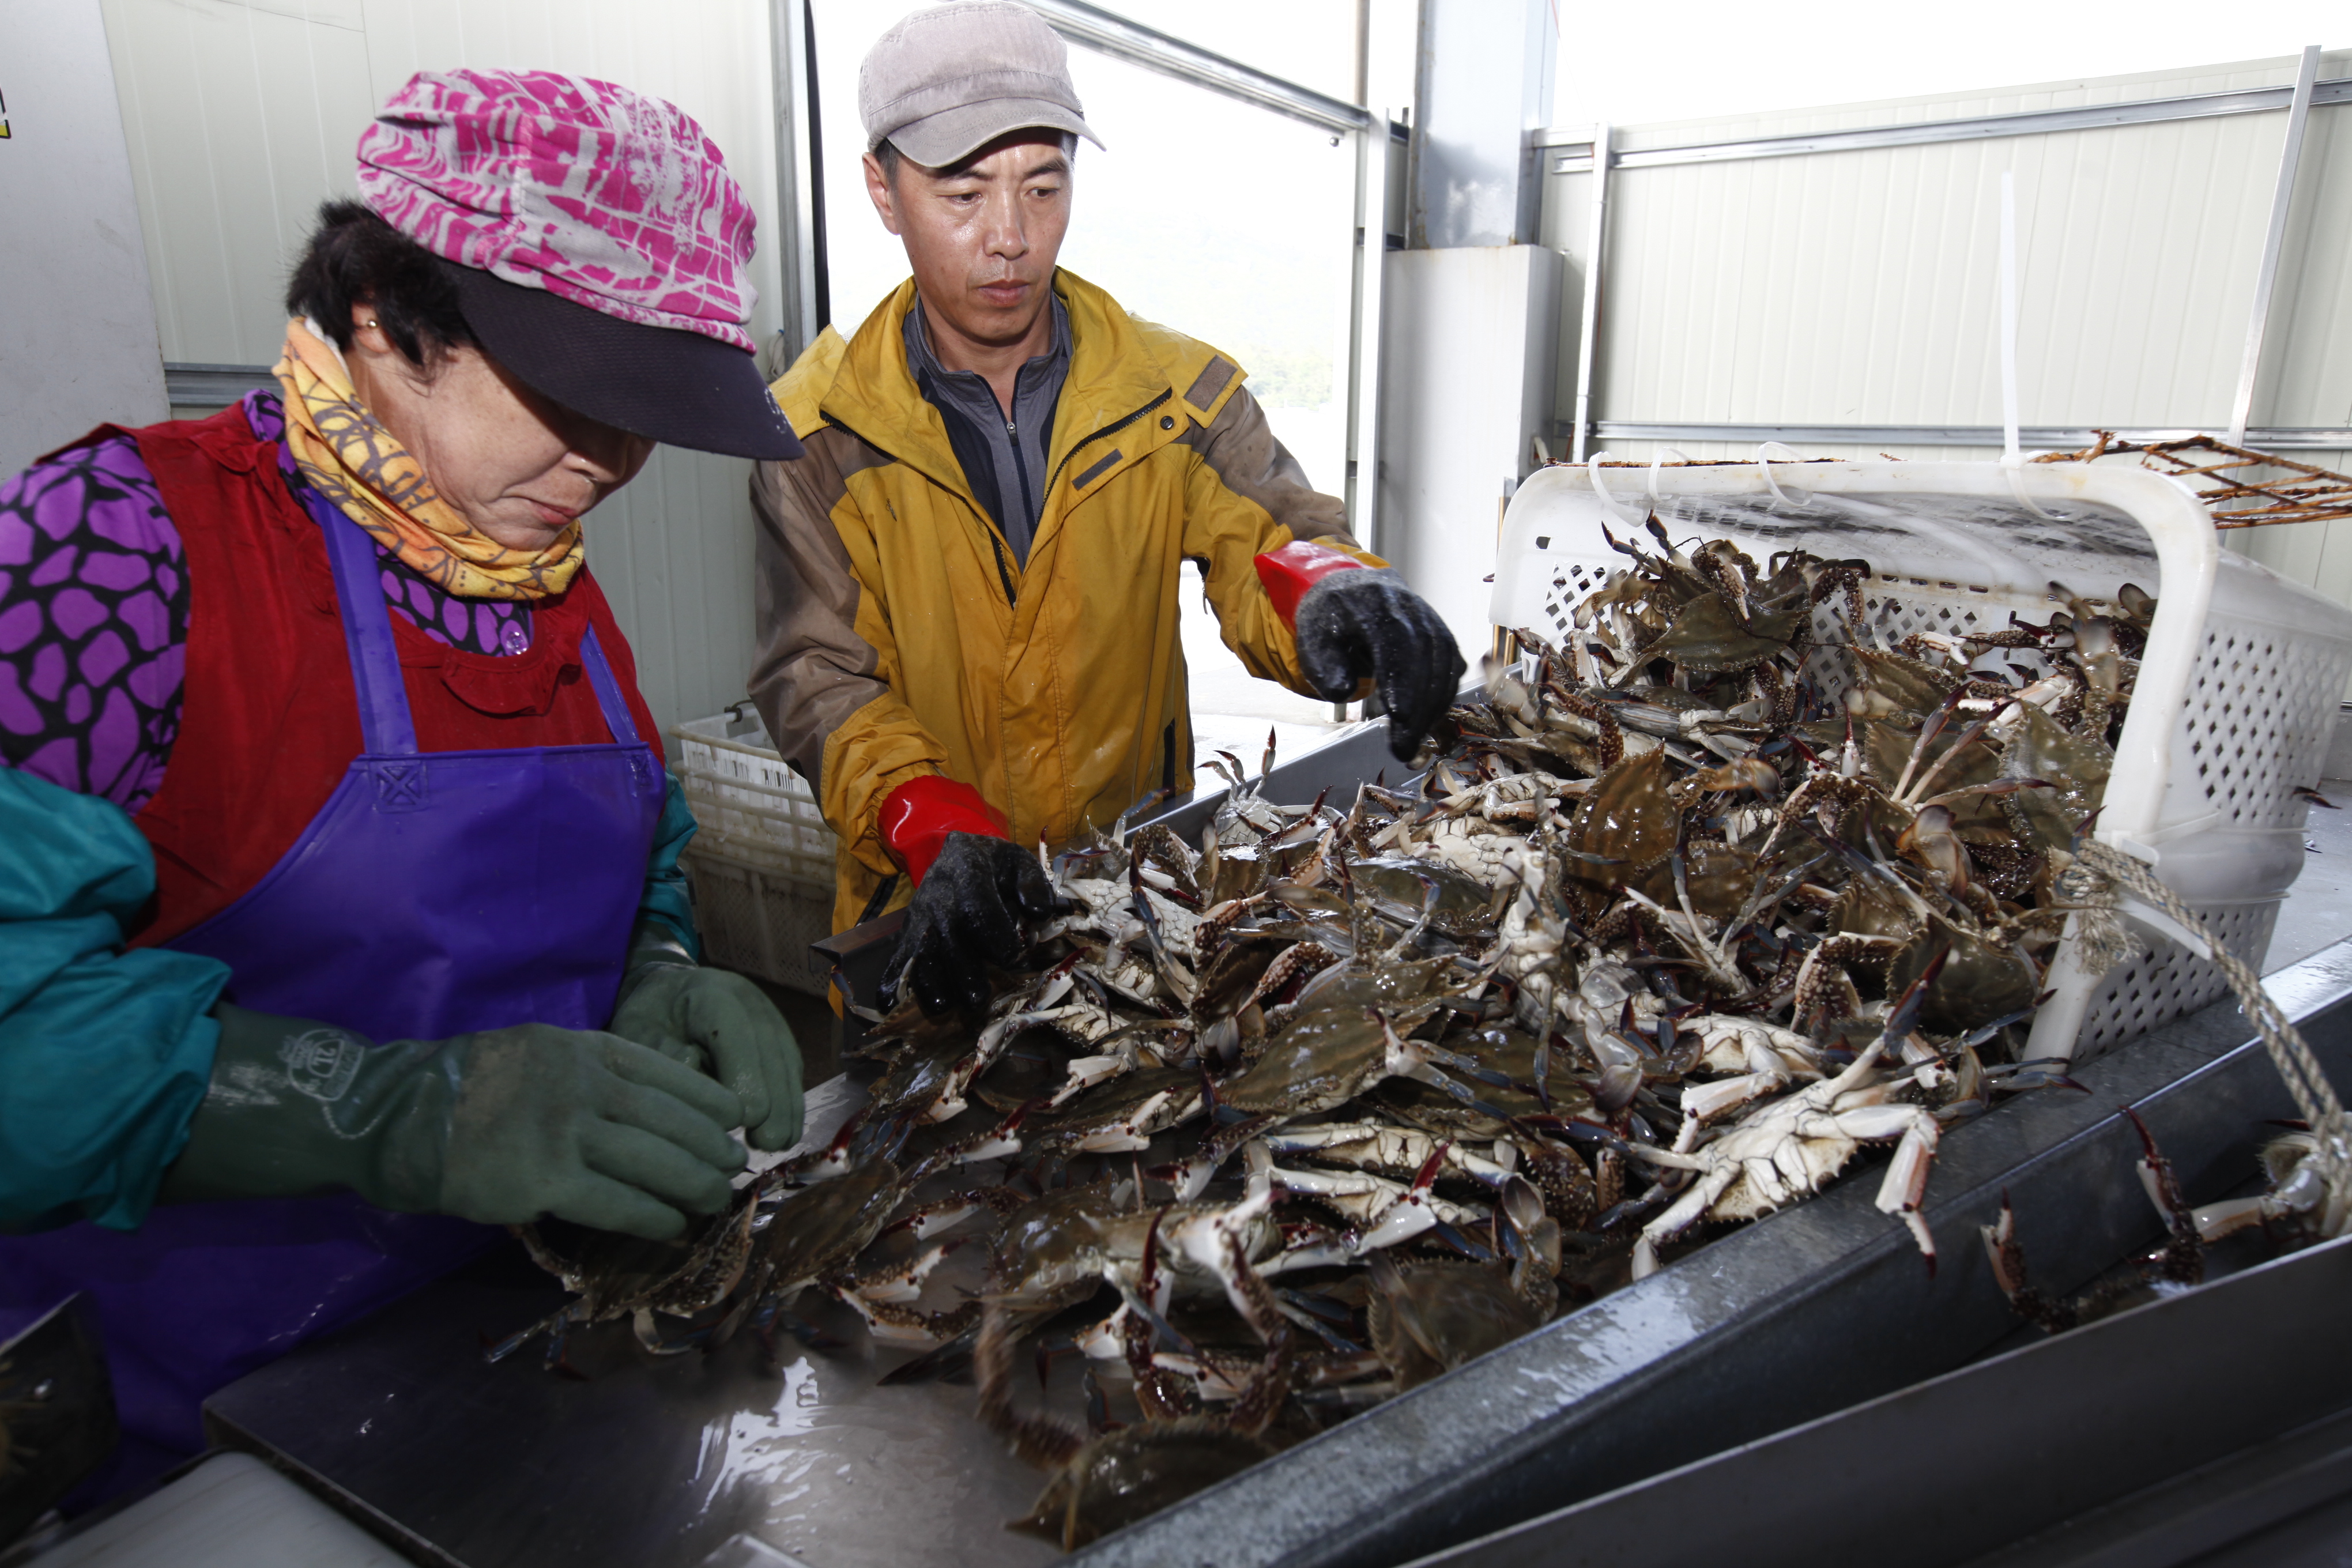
[609,928,804,1152]
[160,1005,750,1240]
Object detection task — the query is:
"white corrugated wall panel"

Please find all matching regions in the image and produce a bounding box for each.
[1588,111,2293,432]
[2261,96,2352,430]
[101,0,377,365]
[2230,95,2352,625]
[97,0,784,750]
[1540,47,2352,670]
[1536,164,1590,453]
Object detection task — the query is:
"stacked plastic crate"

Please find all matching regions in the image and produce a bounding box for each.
[672,703,835,996]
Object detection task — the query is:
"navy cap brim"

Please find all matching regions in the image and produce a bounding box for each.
[439,260,802,462]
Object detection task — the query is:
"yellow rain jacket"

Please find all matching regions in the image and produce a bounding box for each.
[748,269,1381,934]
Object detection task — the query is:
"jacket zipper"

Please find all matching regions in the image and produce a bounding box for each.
[1008,417,1040,544]
[1045,389,1173,495]
[986,532,1016,606]
[826,407,1024,610]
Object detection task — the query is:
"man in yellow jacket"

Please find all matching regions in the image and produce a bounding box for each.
[748,1,1463,1015]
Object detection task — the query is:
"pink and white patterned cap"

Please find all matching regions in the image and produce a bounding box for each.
[357,69,759,353]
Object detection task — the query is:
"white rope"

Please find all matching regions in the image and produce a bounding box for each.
[2074,841,2352,1241]
[2074,842,2340,1129]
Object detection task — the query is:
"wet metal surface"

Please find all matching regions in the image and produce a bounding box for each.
[211,1258,1060,1568]
[1400,1233,2352,1567]
[205,1073,1063,1568]
[208,938,2352,1568]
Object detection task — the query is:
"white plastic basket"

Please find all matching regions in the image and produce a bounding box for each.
[674,704,837,996]
[1491,454,2352,1062]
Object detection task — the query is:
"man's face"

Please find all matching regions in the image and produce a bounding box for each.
[864,130,1072,349]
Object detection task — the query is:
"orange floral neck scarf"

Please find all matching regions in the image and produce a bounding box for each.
[273,317,583,602]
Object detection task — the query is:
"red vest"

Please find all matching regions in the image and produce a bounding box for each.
[117,406,661,945]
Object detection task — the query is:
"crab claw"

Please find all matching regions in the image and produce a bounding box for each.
[1979,1192,2027,1296]
[1356,1143,1450,1253]
[1875,945,1949,1056]
[2119,1104,2188,1223]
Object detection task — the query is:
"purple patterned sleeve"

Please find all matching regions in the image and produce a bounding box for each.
[0,395,533,816]
[0,436,189,811]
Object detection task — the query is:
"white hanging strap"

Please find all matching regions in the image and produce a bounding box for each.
[1647,447,1693,502]
[1585,450,1641,527]
[1999,171,2022,467]
[2003,461,2058,521]
[1755,442,1806,506]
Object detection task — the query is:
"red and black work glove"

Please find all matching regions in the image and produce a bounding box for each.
[877,777,1059,1016]
[1257,540,1466,760]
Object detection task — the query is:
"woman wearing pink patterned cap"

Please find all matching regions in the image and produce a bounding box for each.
[0,70,802,1497]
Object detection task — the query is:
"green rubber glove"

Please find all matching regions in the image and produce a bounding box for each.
[157,1003,747,1240]
[609,921,804,1151]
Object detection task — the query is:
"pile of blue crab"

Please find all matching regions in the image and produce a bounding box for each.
[505,519,2159,1549]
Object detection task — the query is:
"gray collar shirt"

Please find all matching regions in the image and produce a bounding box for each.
[903,293,1071,567]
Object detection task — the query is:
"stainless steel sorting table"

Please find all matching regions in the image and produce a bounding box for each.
[202,718,2352,1568]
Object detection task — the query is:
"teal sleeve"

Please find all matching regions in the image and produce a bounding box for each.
[637,772,703,962]
[0,768,232,1233]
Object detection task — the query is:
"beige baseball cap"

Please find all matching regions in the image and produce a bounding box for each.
[860,2,1105,168]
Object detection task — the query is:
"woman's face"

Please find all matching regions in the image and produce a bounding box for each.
[345,305,655,552]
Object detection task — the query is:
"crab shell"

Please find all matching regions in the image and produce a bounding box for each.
[1885,924,2040,1035]
[1566,748,1679,899]
[1013,1419,1276,1549]
[1702,1121,1862,1222]
[987,1187,1280,1314]
[1366,1257,1547,1390]
[753,1158,909,1301]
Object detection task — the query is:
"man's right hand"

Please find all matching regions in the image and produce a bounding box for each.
[160,1005,748,1239]
[884,831,1059,1015]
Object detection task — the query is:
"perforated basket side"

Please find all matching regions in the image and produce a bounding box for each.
[674,708,839,887]
[673,708,816,802]
[2177,612,2352,837]
[680,838,835,996]
[2072,903,2280,1058]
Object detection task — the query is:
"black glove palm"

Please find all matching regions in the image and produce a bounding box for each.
[1295,570,1466,759]
[885,832,1060,1016]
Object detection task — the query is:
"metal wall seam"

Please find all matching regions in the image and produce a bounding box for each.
[1546,77,2352,174]
[1582,421,2352,448]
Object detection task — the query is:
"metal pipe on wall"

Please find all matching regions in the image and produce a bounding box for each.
[1568,124,1610,464]
[1024,0,1371,135]
[2229,44,2323,446]
[766,0,827,356]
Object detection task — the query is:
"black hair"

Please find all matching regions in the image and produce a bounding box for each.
[875,129,1076,184]
[284,199,475,365]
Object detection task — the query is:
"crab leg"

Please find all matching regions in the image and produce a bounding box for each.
[1631,1162,1740,1279]
[1262,1122,1518,1189]
[1839,1102,1940,1269]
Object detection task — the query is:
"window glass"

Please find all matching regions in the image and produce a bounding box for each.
[813,3,1355,493]
[1095,0,1358,105]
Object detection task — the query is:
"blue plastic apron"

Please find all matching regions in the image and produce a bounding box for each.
[0,489,665,1499]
